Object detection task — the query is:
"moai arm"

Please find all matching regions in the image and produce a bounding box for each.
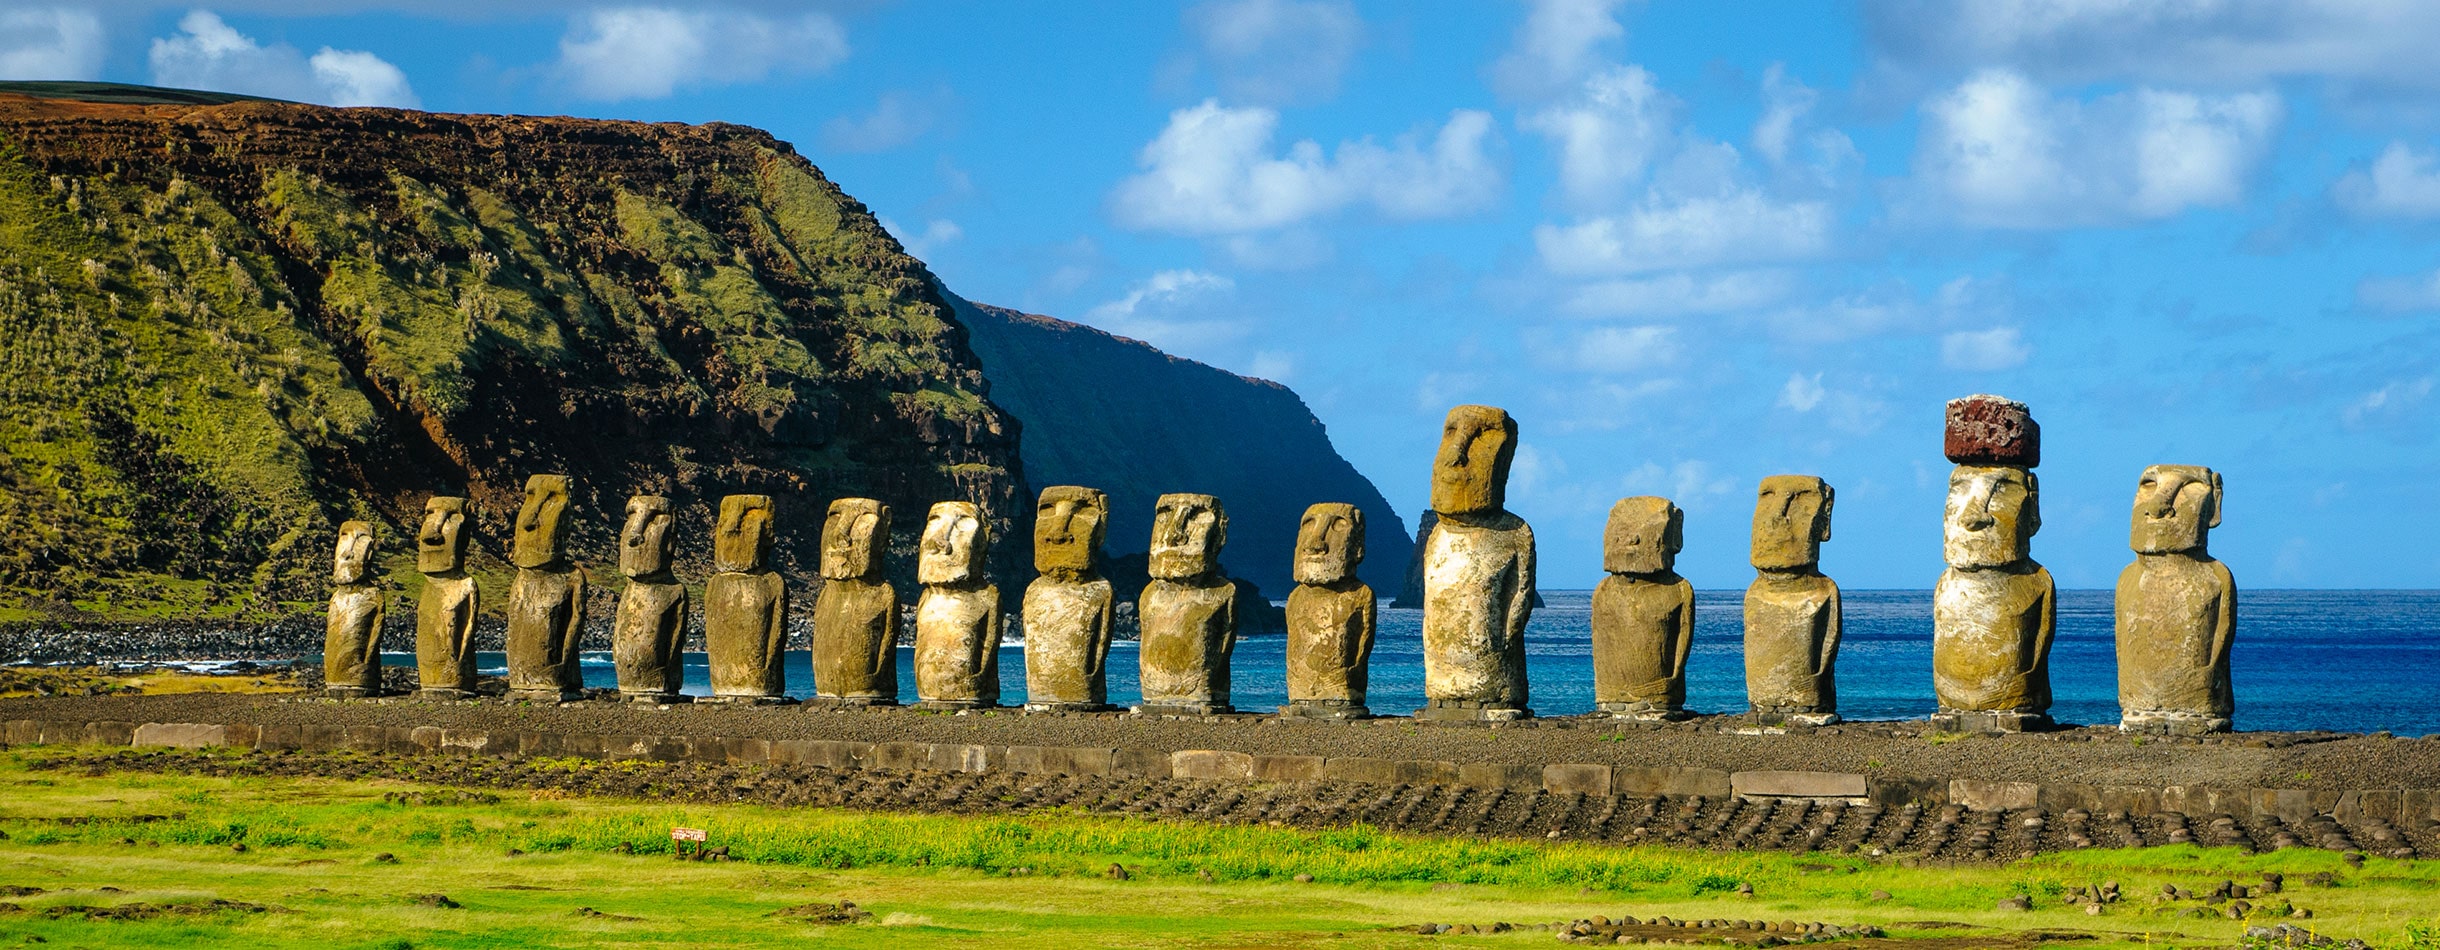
[976,586,1005,674]
[1089,590,1115,678]
[1817,585,1843,677]
[450,586,479,658]
[1353,589,1378,666]
[1504,525,1538,643]
[2209,561,2238,680]
[2029,571,2057,675]
[557,570,589,667]
[872,585,901,680]
[763,579,790,672]
[1669,580,1696,682]
[1219,582,1239,657]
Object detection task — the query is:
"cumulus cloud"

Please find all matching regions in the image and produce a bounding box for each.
[822,90,940,153]
[1940,326,2032,371]
[879,217,961,260]
[2336,143,2440,219]
[1560,269,1795,318]
[1619,459,1733,506]
[2343,375,2436,427]
[1,7,104,81]
[1778,372,1825,412]
[1490,0,1629,101]
[1186,0,1364,105]
[1534,189,1832,276]
[1082,269,1252,358]
[1913,69,2280,228]
[555,6,847,101]
[1547,324,1680,374]
[1110,100,1502,235]
[148,11,418,107]
[1518,64,1675,209]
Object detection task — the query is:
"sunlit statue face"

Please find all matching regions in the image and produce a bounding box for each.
[1944,465,2040,569]
[2130,464,2220,556]
[821,497,889,581]
[512,474,572,569]
[1293,503,1364,586]
[1148,493,1226,581]
[1604,496,1682,575]
[1430,404,1517,517]
[619,495,675,577]
[332,520,376,585]
[416,496,469,574]
[919,501,986,585]
[1033,485,1107,574]
[714,494,776,573]
[1751,476,1832,572]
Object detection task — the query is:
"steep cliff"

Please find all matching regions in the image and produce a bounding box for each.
[0,85,1022,618]
[950,297,1411,600]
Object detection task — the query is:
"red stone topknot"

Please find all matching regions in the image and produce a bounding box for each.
[1944,394,2039,467]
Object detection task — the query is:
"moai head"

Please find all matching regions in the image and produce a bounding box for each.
[713,494,776,573]
[1148,493,1227,581]
[2130,464,2222,556]
[415,496,470,574]
[1033,485,1108,574]
[1751,476,1833,572]
[619,495,675,577]
[1944,466,2040,569]
[332,520,377,586]
[1430,404,1518,517]
[820,497,890,581]
[511,474,573,569]
[919,501,987,585]
[1604,496,1683,575]
[1293,503,1366,586]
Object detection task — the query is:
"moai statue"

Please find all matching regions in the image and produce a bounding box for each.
[913,501,1002,710]
[413,496,479,699]
[705,494,788,703]
[1591,497,1694,720]
[323,520,386,699]
[812,498,899,706]
[1744,477,1841,724]
[504,474,587,702]
[1137,493,1238,716]
[612,495,688,704]
[1282,503,1377,719]
[1932,395,2057,732]
[2116,465,2236,735]
[1418,404,1536,721]
[1022,485,1116,712]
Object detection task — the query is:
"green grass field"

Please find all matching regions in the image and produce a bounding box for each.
[2,749,2437,948]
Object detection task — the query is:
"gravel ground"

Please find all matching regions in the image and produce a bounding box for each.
[8,693,2439,791]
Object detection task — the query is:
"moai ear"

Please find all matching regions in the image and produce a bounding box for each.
[2021,471,2042,537]
[1815,485,1836,543]
[1663,503,1685,555]
[2206,470,2224,529]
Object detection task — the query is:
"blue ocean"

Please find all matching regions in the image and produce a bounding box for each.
[405,589,2440,735]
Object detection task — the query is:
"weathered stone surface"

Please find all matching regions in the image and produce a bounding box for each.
[1935,454,2055,727]
[510,474,573,569]
[1320,757,1401,785]
[1025,486,1116,710]
[1254,754,1325,782]
[413,496,479,696]
[1112,747,1174,779]
[1459,762,1540,790]
[1744,478,1839,720]
[612,495,687,700]
[1139,493,1237,714]
[1943,465,2040,570]
[1007,745,1115,776]
[1732,770,1867,798]
[1543,763,1613,796]
[324,520,385,697]
[1750,475,1832,572]
[1613,766,1733,798]
[1172,750,1255,780]
[133,722,228,749]
[1285,503,1375,717]
[928,743,999,773]
[915,501,1002,707]
[1420,406,1535,718]
[1593,497,1693,718]
[1944,394,2040,467]
[706,494,787,701]
[1950,779,2041,812]
[2116,465,2236,734]
[813,498,899,704]
[505,475,586,700]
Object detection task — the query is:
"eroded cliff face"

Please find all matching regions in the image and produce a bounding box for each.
[0,90,1020,616]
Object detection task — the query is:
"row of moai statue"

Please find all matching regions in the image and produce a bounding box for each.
[322,394,2235,733]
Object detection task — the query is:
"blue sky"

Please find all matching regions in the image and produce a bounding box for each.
[9,1,2440,590]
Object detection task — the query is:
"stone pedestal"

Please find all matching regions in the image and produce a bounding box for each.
[1930,710,2053,733]
[1415,698,1530,722]
[1276,699,1369,720]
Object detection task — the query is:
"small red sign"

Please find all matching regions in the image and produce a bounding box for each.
[671,827,707,842]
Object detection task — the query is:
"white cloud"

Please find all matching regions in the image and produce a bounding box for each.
[2357,267,2440,313]
[1913,69,2279,228]
[1778,372,1825,412]
[1620,459,1733,506]
[2343,375,2436,427]
[823,90,938,153]
[1518,64,1675,209]
[555,6,847,101]
[1110,100,1501,235]
[1560,270,1794,318]
[2336,143,2440,219]
[1940,326,2031,371]
[1490,0,1629,100]
[1753,63,1814,166]
[1245,349,1296,382]
[148,11,418,107]
[0,7,103,81]
[1082,269,1250,358]
[1534,189,1832,276]
[1187,0,1364,105]
[1557,324,1679,373]
[879,217,961,260]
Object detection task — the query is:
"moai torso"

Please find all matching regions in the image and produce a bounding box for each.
[1023,486,1115,710]
[1138,493,1237,713]
[1284,503,1376,716]
[1743,477,1841,721]
[414,496,480,695]
[324,520,385,696]
[914,502,1001,707]
[1591,497,1693,716]
[1419,405,1535,717]
[1930,396,2055,727]
[505,474,586,698]
[612,495,688,699]
[2115,465,2237,733]
[812,498,899,703]
[705,494,788,700]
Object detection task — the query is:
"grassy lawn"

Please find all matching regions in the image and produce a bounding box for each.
[1,749,2436,948]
